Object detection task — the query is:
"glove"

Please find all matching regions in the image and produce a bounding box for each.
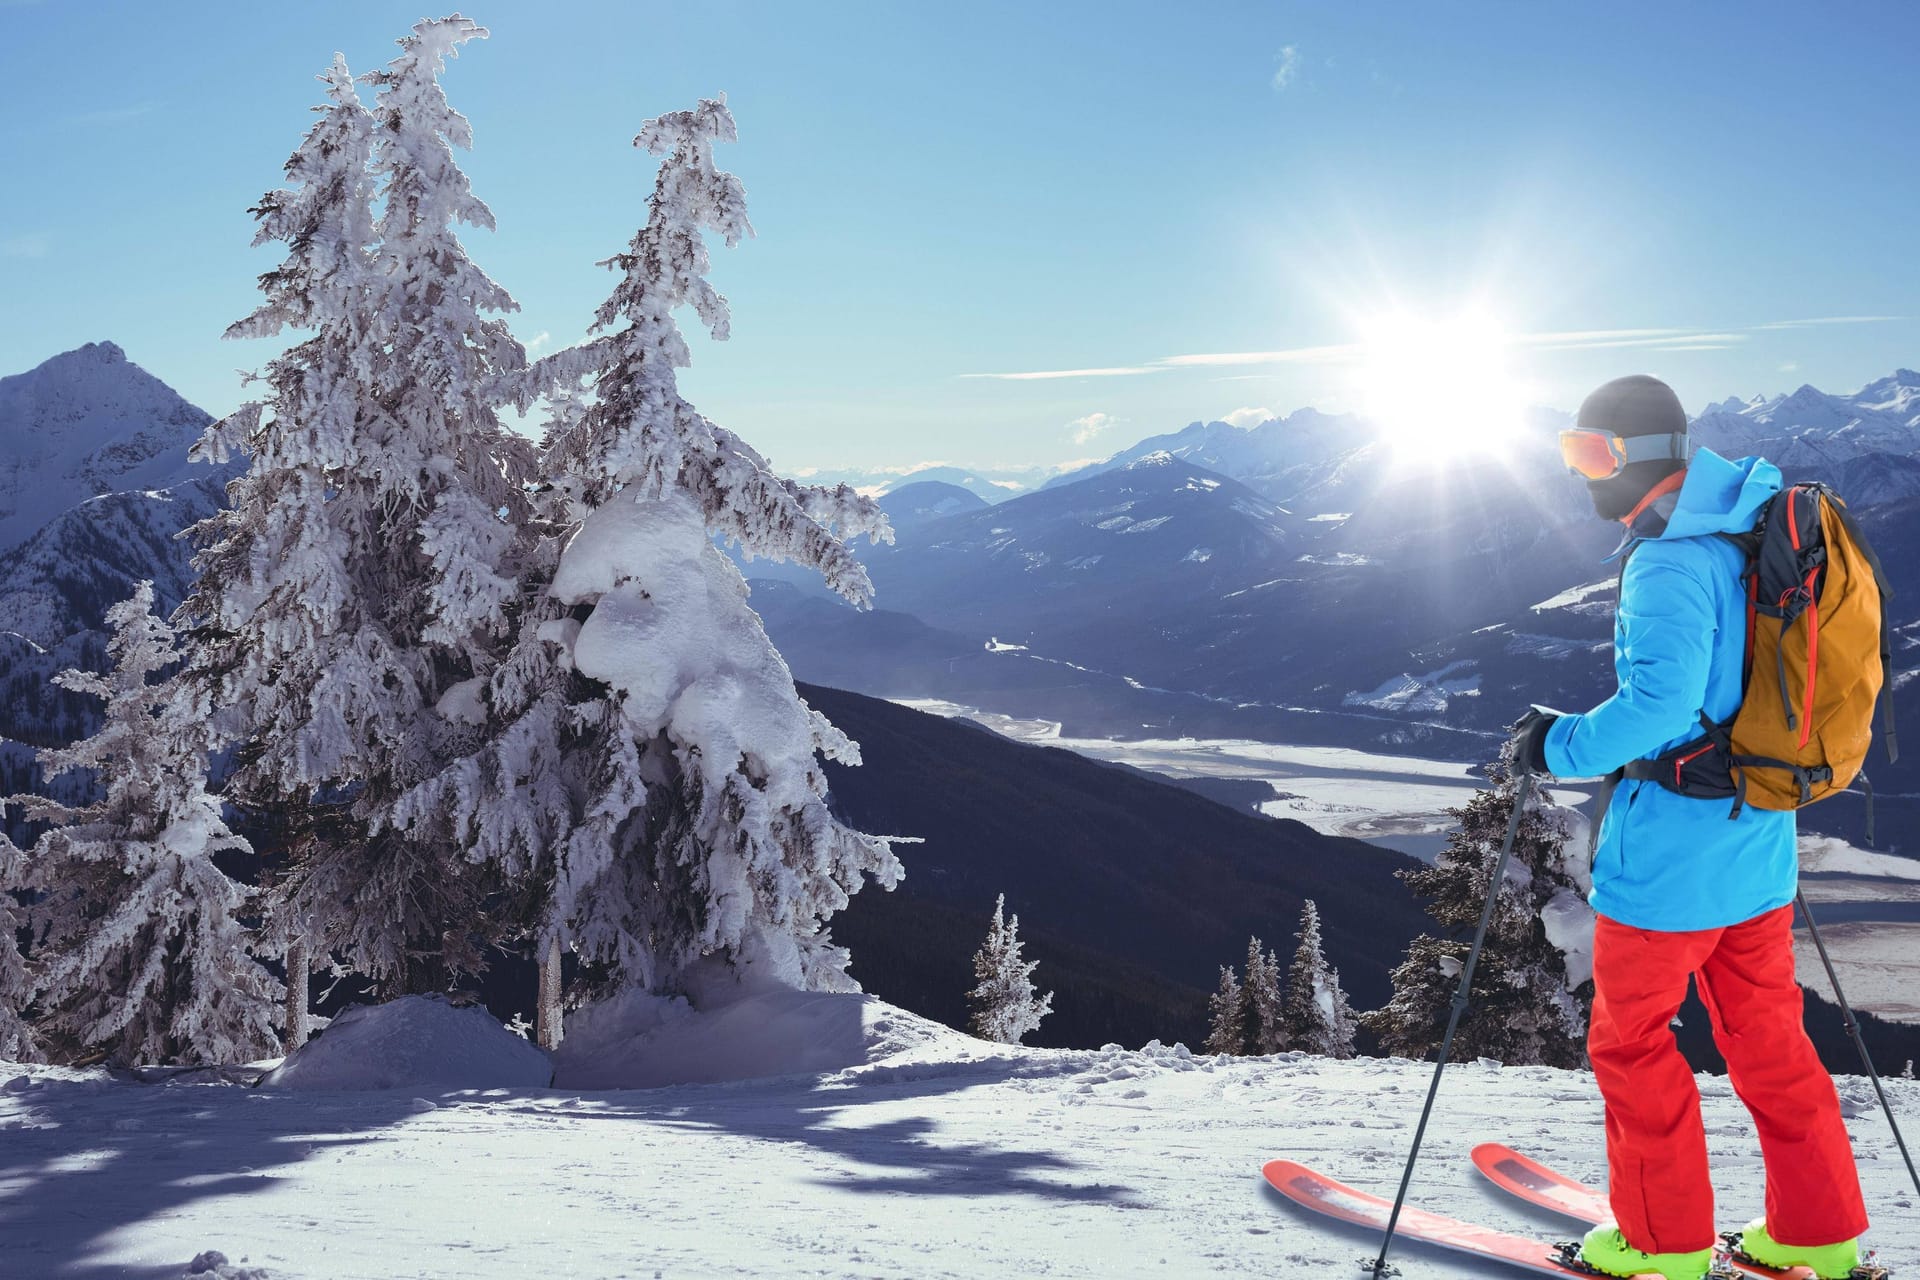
[1510,708,1558,777]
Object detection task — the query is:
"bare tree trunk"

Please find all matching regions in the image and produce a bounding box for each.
[284,939,310,1054]
[537,935,564,1050]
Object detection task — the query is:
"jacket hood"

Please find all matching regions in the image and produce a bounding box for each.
[1661,447,1782,540]
[1607,447,1781,559]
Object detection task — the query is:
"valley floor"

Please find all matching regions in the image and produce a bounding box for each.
[3,1033,1916,1280]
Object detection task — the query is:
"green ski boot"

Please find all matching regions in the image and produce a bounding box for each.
[1730,1219,1861,1279]
[1576,1224,1714,1280]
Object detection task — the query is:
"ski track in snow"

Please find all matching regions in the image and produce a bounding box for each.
[1,1044,1915,1280]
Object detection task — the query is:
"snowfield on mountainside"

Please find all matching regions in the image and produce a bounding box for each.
[1,994,1916,1280]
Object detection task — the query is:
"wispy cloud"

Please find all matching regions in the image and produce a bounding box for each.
[968,344,1364,381]
[64,103,156,127]
[1272,45,1301,91]
[1,233,50,259]
[1161,343,1361,368]
[1750,315,1902,330]
[1515,328,1692,345]
[1221,406,1275,428]
[1067,411,1121,444]
[1779,361,1801,373]
[960,365,1164,381]
[968,315,1899,386]
[1524,330,1748,352]
[526,330,552,353]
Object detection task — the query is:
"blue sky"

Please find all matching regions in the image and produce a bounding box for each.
[2,1,1916,475]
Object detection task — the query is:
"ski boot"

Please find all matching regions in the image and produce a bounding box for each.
[1724,1220,1889,1280]
[1569,1224,1717,1280]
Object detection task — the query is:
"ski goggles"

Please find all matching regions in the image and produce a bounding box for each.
[1557,428,1690,480]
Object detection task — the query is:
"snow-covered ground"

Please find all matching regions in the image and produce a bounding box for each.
[2,1006,1915,1280]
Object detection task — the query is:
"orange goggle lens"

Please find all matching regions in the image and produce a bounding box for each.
[1558,429,1625,480]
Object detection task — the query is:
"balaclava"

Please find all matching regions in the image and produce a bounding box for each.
[1575,374,1689,521]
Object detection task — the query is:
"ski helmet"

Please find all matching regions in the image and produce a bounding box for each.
[1573,375,1689,521]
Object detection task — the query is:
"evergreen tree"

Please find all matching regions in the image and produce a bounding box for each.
[0,829,33,1061]
[1362,760,1593,1068]
[182,51,382,1033]
[1282,900,1358,1058]
[1202,965,1245,1056]
[184,24,532,997]
[1237,936,1288,1055]
[966,894,1053,1045]
[12,584,279,1065]
[470,93,897,999]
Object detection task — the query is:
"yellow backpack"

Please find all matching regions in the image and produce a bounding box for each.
[1627,483,1899,837]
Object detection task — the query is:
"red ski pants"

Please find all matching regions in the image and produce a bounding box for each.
[1589,904,1868,1254]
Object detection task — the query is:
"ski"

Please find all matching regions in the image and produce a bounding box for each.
[1261,1158,1662,1277]
[1471,1144,1614,1226]
[1469,1144,1893,1280]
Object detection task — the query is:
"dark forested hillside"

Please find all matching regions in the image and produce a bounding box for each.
[800,682,1431,1048]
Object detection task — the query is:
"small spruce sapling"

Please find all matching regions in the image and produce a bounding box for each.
[1203,965,1245,1056]
[1237,936,1288,1055]
[967,894,1053,1045]
[13,584,280,1065]
[1281,900,1358,1059]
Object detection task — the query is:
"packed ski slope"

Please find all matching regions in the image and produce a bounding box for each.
[2,998,1914,1280]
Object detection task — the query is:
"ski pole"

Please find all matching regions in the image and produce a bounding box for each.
[1370,769,1535,1279]
[1796,890,1920,1200]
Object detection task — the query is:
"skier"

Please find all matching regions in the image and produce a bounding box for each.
[1511,374,1869,1280]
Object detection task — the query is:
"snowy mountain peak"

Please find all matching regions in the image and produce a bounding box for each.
[1125,450,1177,470]
[1855,369,1920,419]
[0,343,215,555]
[67,340,126,364]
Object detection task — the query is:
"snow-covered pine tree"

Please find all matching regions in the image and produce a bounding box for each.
[966,894,1053,1045]
[182,52,380,1044]
[467,94,899,1000]
[184,25,533,1000]
[1236,936,1288,1055]
[0,829,33,1061]
[11,584,280,1065]
[1281,900,1358,1059]
[1361,759,1592,1068]
[1202,965,1245,1055]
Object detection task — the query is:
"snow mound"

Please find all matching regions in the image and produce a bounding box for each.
[1800,833,1920,881]
[185,1250,274,1279]
[259,995,552,1092]
[552,989,972,1091]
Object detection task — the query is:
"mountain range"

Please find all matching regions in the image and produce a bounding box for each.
[749,369,1920,844]
[6,343,1919,841]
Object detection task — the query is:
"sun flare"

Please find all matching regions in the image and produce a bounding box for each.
[1354,308,1531,462]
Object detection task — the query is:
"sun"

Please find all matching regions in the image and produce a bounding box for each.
[1353,307,1531,462]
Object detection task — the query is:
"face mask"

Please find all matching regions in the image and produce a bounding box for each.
[1587,460,1683,522]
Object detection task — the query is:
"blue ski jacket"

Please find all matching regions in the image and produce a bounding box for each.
[1543,447,1797,932]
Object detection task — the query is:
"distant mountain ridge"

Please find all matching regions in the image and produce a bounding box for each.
[746,364,1920,844]
[7,341,1920,808]
[785,462,1065,505]
[0,343,233,757]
